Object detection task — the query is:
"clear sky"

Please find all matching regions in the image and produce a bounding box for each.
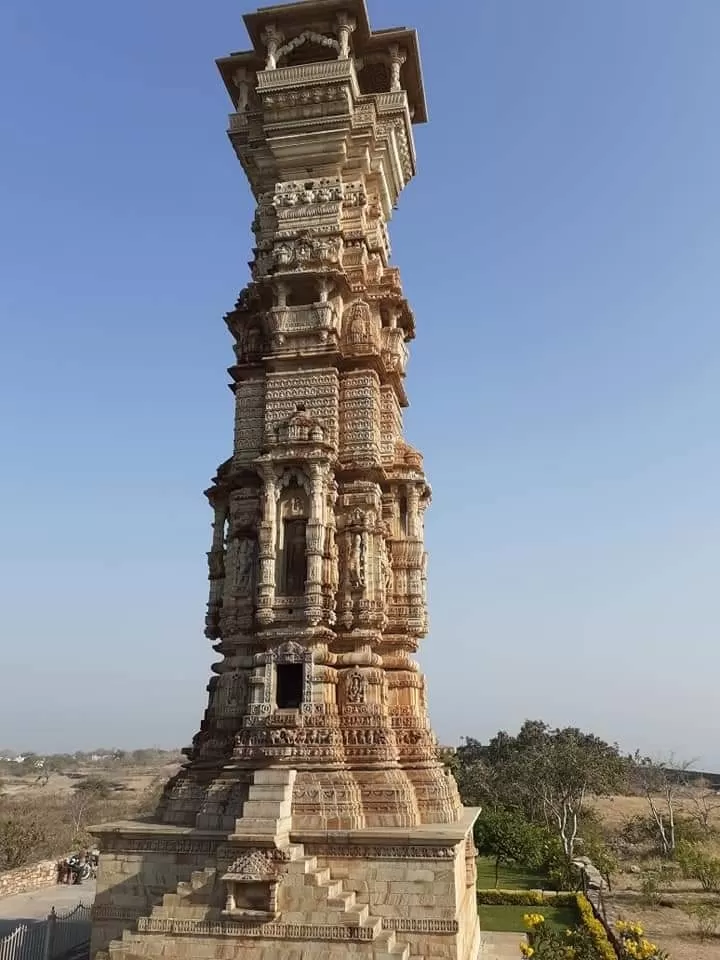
[1,1,718,765]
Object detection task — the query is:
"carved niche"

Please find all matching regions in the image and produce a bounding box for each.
[221,851,281,920]
[256,640,315,714]
[274,474,310,597]
[342,299,380,354]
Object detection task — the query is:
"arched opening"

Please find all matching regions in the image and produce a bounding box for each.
[283,42,336,68]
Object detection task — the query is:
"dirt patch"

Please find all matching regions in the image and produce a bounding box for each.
[609,898,720,960]
[0,763,180,800]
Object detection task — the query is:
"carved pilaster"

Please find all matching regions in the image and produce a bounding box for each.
[257,468,278,625]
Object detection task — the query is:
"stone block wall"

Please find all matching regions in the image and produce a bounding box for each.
[90,843,219,957]
[0,859,60,899]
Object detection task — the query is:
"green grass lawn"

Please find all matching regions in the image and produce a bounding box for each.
[477,903,579,933]
[476,856,548,890]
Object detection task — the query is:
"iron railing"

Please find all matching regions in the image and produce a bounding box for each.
[0,901,91,960]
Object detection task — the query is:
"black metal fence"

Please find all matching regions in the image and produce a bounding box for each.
[0,902,91,960]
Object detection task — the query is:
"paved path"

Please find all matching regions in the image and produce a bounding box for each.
[479,931,526,958]
[0,881,95,929]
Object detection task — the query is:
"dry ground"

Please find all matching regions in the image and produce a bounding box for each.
[0,762,180,801]
[605,894,720,960]
[589,792,720,958]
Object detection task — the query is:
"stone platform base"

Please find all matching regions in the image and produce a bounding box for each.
[90,807,480,960]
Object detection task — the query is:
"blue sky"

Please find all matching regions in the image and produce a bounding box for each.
[1,1,718,765]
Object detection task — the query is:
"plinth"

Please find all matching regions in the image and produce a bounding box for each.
[91,771,480,960]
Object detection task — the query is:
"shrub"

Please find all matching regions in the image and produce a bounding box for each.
[575,894,616,960]
[615,920,669,959]
[477,889,576,906]
[0,817,47,870]
[640,872,661,906]
[675,841,720,892]
[681,903,720,941]
[521,907,605,960]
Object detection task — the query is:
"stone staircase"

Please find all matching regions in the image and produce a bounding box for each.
[108,842,410,959]
[107,769,412,959]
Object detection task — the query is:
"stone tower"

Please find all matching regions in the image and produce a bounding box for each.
[90,3,480,959]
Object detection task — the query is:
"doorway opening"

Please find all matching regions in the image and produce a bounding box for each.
[276,663,303,709]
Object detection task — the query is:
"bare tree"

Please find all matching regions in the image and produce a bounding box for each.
[634,756,696,857]
[681,776,720,834]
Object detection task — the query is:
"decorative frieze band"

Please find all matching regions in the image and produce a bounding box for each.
[136,917,374,941]
[93,906,145,922]
[99,837,220,856]
[381,918,459,935]
[305,844,457,860]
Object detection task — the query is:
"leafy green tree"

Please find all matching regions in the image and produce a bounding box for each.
[474,807,547,886]
[455,721,628,861]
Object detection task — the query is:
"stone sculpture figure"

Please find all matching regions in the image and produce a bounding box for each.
[234,537,255,592]
[349,533,364,588]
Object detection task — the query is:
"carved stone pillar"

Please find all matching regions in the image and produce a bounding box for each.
[257,468,278,625]
[305,463,326,625]
[205,502,227,640]
[389,44,407,92]
[336,13,356,61]
[406,483,420,538]
[261,25,283,71]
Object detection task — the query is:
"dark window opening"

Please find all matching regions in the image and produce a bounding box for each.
[399,496,408,536]
[287,277,319,307]
[282,518,307,596]
[283,43,336,68]
[358,62,391,96]
[276,663,304,709]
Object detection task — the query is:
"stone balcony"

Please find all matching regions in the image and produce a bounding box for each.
[266,302,339,341]
[256,58,356,93]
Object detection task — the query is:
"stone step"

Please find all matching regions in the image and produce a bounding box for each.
[327,891,357,911]
[285,855,318,874]
[246,783,294,802]
[374,947,410,960]
[241,798,292,819]
[155,893,181,912]
[253,768,297,786]
[343,908,370,925]
[374,931,410,960]
[308,866,331,885]
[321,878,344,898]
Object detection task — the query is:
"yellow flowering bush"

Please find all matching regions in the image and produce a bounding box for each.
[614,919,668,960]
[520,911,599,960]
[513,891,669,960]
[575,894,616,960]
[518,896,668,960]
